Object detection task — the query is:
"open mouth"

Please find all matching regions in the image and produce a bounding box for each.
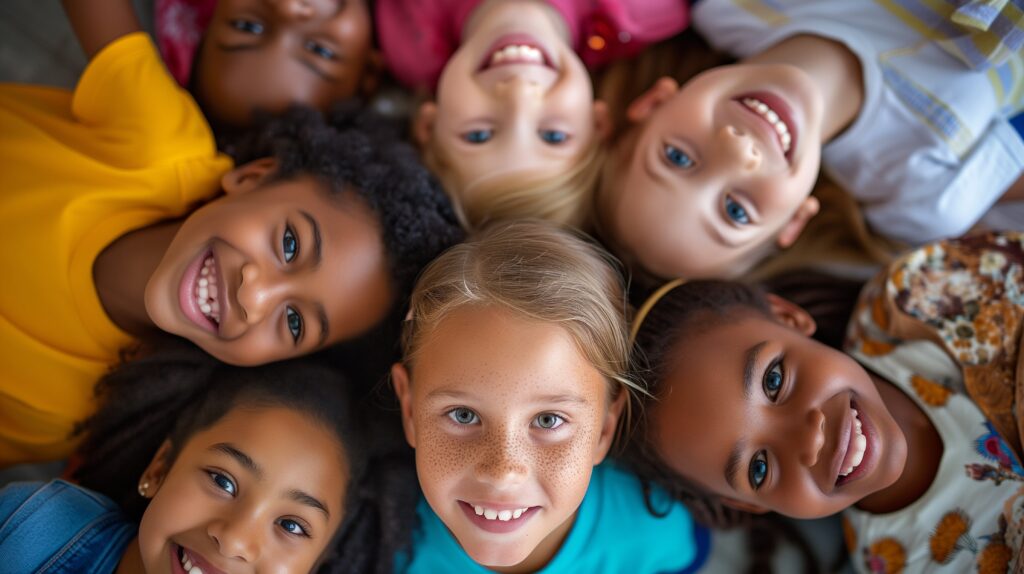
[194,252,221,325]
[736,92,797,161]
[835,399,875,487]
[178,247,222,334]
[174,544,226,574]
[478,34,555,72]
[459,500,540,533]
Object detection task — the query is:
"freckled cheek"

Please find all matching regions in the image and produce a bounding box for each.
[536,419,600,502]
[413,416,469,490]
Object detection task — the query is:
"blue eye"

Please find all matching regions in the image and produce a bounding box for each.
[462,130,493,144]
[533,413,564,429]
[539,130,568,144]
[278,518,309,537]
[230,19,264,35]
[286,306,303,343]
[749,452,768,490]
[447,407,479,425]
[724,196,751,225]
[283,226,298,262]
[664,144,695,169]
[305,40,335,61]
[209,471,237,496]
[763,360,784,400]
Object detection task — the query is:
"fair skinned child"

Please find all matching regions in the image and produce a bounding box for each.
[627,231,1024,571]
[390,221,705,573]
[152,0,381,128]
[597,0,1024,281]
[0,357,410,573]
[0,3,462,465]
[380,0,688,228]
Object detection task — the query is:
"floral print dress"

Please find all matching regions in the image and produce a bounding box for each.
[842,232,1024,573]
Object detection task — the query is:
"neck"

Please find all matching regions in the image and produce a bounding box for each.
[93,220,183,336]
[855,373,943,514]
[746,34,863,144]
[490,510,577,574]
[115,537,144,574]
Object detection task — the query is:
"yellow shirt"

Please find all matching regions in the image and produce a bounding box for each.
[0,32,233,465]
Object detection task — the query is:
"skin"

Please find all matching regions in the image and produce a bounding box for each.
[598,35,866,279]
[651,295,949,519]
[195,0,380,127]
[94,158,394,366]
[414,0,610,198]
[117,406,348,574]
[391,305,624,572]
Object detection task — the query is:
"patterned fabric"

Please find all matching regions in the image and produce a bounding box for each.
[841,231,1024,573]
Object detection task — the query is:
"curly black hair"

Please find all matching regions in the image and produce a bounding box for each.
[73,341,419,574]
[226,102,465,309]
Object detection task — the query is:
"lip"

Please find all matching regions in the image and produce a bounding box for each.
[835,398,879,488]
[170,543,229,574]
[458,500,540,534]
[178,247,219,334]
[477,33,555,73]
[734,91,799,163]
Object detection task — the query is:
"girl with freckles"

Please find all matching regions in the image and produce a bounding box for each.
[626,232,1024,572]
[0,349,416,574]
[390,220,706,574]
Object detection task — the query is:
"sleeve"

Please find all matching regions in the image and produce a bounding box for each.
[70,32,218,166]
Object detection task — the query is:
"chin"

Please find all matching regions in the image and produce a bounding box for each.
[466,545,531,570]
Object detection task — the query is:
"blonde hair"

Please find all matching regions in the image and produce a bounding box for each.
[422,135,606,231]
[400,220,643,437]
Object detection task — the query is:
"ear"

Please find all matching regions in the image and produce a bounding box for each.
[221,157,277,195]
[359,49,384,96]
[720,495,770,514]
[775,196,820,248]
[390,362,417,448]
[592,99,612,141]
[139,439,174,498]
[593,389,627,464]
[626,77,679,123]
[413,101,438,148]
[764,293,817,337]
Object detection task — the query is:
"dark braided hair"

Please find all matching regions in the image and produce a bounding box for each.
[225,102,465,306]
[625,280,822,574]
[72,341,418,574]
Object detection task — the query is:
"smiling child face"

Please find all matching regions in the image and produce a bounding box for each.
[144,159,393,366]
[392,305,623,570]
[599,63,825,279]
[651,298,907,519]
[416,0,606,197]
[137,406,348,574]
[196,0,378,126]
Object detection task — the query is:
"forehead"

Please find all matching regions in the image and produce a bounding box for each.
[412,306,607,405]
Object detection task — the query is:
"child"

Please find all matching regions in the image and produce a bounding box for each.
[597,0,1024,280]
[390,221,706,573]
[154,0,381,127]
[0,355,409,574]
[628,231,1024,572]
[379,0,688,228]
[0,5,462,465]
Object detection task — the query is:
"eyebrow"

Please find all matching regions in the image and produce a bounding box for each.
[299,211,322,268]
[287,488,331,519]
[212,443,262,479]
[723,341,768,490]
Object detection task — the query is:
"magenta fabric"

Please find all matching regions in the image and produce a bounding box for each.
[154,0,217,86]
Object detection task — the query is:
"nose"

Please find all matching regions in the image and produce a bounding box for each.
[208,513,261,562]
[718,124,762,171]
[797,408,826,467]
[474,426,529,487]
[494,75,543,108]
[236,263,287,325]
[269,0,314,19]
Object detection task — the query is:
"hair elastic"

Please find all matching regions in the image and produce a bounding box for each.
[629,278,687,345]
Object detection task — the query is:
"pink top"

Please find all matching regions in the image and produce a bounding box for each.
[376,0,689,90]
[154,0,217,86]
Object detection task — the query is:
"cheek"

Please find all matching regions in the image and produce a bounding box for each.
[537,418,600,502]
[413,417,466,491]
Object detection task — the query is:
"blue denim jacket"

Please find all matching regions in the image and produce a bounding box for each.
[0,480,135,574]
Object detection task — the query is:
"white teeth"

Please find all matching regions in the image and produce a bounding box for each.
[741,97,792,154]
[179,549,204,574]
[839,408,867,478]
[472,504,531,521]
[490,44,544,66]
[194,254,221,324]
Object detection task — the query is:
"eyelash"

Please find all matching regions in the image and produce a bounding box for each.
[230,19,264,35]
[539,130,569,144]
[207,470,238,496]
[283,225,299,263]
[304,40,335,61]
[286,307,303,343]
[724,196,751,225]
[532,413,565,430]
[447,407,479,426]
[749,358,786,490]
[277,517,312,538]
[462,129,493,144]
[445,409,568,431]
[664,144,695,169]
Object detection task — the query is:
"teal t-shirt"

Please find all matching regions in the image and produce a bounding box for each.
[397,462,706,573]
